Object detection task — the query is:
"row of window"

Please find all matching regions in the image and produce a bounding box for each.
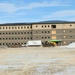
[36,25,56,28]
[35,37,50,39]
[0,37,32,40]
[0,32,32,35]
[0,43,26,45]
[0,31,50,35]
[36,25,50,28]
[0,26,32,29]
[0,36,50,40]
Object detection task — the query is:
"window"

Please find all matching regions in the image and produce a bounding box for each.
[36,25,38,27]
[6,38,8,40]
[18,38,20,39]
[15,38,17,40]
[42,26,43,28]
[63,30,65,32]
[45,37,47,39]
[18,32,20,34]
[18,27,20,29]
[27,27,29,29]
[0,38,1,40]
[31,37,32,39]
[6,27,7,29]
[30,26,32,28]
[70,25,72,26]
[48,25,49,27]
[64,41,66,44]
[0,27,1,29]
[21,38,23,39]
[12,38,14,40]
[3,43,5,45]
[24,32,26,34]
[42,42,44,44]
[24,26,26,29]
[15,32,17,34]
[48,37,50,39]
[24,37,26,39]
[45,25,46,27]
[36,37,38,38]
[9,38,11,40]
[21,32,23,34]
[70,31,72,32]
[45,31,46,33]
[27,32,29,34]
[42,37,43,39]
[52,31,56,34]
[21,27,23,29]
[70,36,72,38]
[9,27,11,29]
[42,31,43,33]
[12,33,14,34]
[64,36,66,38]
[3,27,4,29]
[52,36,56,39]
[48,31,50,33]
[27,37,29,39]
[9,33,11,34]
[15,27,17,29]
[51,25,56,28]
[3,38,4,40]
[12,27,14,29]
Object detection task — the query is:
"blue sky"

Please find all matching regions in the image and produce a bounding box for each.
[0,0,75,23]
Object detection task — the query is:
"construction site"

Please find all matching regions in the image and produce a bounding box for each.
[0,21,75,75]
[0,43,75,75]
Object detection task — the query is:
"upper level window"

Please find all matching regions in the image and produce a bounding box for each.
[30,26,32,28]
[9,27,11,29]
[36,25,38,27]
[3,27,4,29]
[6,27,7,29]
[15,27,17,29]
[51,25,56,28]
[45,25,46,27]
[48,25,49,27]
[27,27,29,29]
[21,27,23,29]
[70,25,72,26]
[12,27,14,29]
[24,26,26,29]
[42,26,43,28]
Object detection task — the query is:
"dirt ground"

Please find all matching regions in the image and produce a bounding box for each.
[0,47,75,75]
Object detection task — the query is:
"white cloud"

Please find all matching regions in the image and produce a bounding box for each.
[0,0,69,13]
[0,3,17,13]
[18,1,69,10]
[43,10,75,20]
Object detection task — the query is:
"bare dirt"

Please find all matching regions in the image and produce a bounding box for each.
[0,47,75,75]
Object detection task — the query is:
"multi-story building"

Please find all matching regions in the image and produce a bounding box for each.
[0,21,75,46]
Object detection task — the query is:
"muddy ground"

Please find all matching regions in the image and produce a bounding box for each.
[0,47,75,75]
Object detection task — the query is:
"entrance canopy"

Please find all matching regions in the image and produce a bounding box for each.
[48,40,62,42]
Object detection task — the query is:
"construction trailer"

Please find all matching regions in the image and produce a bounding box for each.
[26,40,42,47]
